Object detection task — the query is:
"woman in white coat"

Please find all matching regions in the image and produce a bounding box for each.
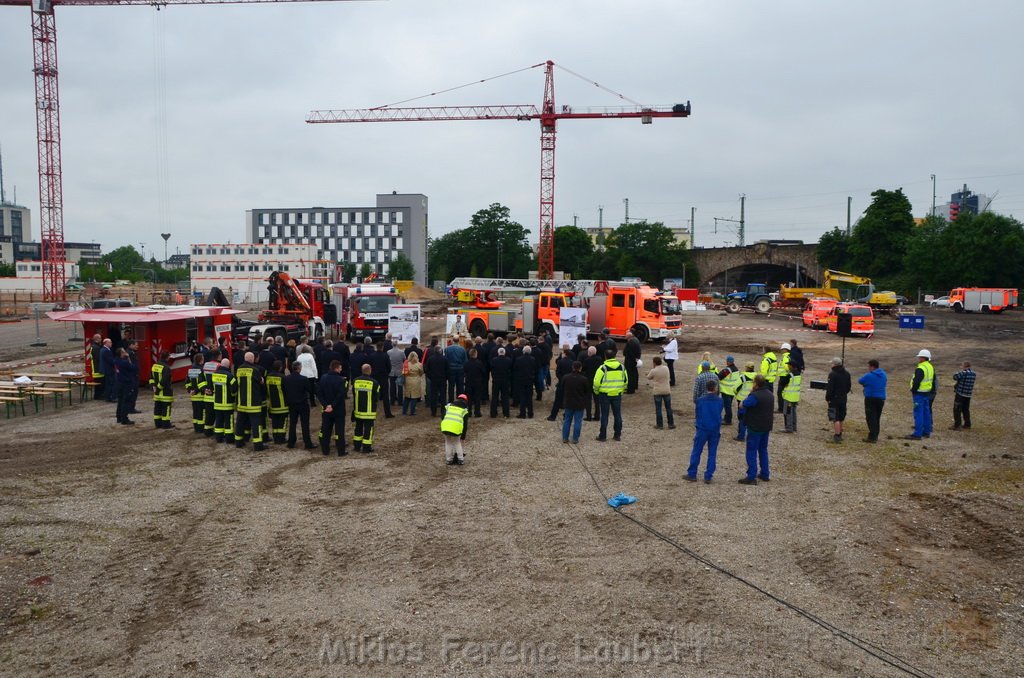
[661,334,679,387]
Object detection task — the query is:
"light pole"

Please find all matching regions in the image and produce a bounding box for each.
[161,233,171,265]
[497,242,503,279]
[930,174,936,216]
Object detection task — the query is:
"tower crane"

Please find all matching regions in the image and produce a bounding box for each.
[0,0,354,302]
[307,60,691,279]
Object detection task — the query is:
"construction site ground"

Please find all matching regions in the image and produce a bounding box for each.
[1,307,1022,676]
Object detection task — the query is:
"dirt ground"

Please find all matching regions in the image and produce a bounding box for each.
[1,308,1022,676]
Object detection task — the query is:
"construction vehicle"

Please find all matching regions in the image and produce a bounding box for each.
[450,287,503,309]
[725,283,774,314]
[241,271,334,343]
[447,277,682,342]
[948,287,1018,313]
[331,283,400,341]
[779,270,896,308]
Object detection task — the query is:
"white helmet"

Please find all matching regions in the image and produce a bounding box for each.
[917,349,931,359]
[780,342,791,350]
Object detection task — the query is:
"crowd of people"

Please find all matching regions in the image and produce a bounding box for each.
[85,328,976,479]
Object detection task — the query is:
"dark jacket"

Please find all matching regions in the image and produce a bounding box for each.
[740,387,774,433]
[554,355,575,381]
[561,372,591,410]
[424,350,449,382]
[114,356,137,385]
[370,349,391,381]
[623,337,642,363]
[464,358,486,387]
[317,371,348,410]
[826,365,852,403]
[282,372,312,406]
[513,353,537,384]
[583,353,604,381]
[489,355,512,384]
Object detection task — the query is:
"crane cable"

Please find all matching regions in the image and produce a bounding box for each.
[552,63,645,107]
[563,440,934,678]
[371,63,546,110]
[151,9,171,253]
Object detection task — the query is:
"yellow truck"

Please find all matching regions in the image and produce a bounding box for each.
[779,270,896,308]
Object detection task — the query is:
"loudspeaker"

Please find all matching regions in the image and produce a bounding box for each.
[836,312,853,337]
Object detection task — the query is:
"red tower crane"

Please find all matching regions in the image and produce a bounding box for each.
[1,0,353,301]
[306,60,691,279]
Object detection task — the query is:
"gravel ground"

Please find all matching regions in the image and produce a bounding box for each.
[0,308,1022,676]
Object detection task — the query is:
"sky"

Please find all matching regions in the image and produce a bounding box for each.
[1,0,1023,259]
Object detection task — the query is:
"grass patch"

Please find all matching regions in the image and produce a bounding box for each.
[950,468,1024,495]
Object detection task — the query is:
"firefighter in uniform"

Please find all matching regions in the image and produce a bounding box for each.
[211,358,237,443]
[148,351,175,429]
[317,360,348,456]
[352,364,380,453]
[441,393,471,465]
[234,352,267,451]
[185,353,207,433]
[201,349,221,437]
[88,333,105,400]
[265,360,288,444]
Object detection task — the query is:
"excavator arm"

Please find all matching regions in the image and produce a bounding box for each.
[265,271,313,315]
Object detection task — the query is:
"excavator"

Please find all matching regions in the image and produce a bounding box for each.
[779,270,897,308]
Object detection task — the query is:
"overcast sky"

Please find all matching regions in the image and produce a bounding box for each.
[1,0,1022,259]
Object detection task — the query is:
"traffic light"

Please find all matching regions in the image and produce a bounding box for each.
[949,202,960,221]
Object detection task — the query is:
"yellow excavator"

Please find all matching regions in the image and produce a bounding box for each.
[779,269,897,308]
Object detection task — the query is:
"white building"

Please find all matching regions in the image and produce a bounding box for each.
[188,242,320,303]
[0,260,79,293]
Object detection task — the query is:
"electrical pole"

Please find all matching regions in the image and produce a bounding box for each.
[690,206,696,248]
[739,194,745,246]
[623,198,629,224]
[930,174,936,217]
[846,196,852,236]
[573,213,578,228]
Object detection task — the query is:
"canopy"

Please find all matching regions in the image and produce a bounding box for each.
[47,305,244,324]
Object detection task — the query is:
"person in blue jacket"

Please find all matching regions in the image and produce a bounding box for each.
[686,380,724,483]
[113,348,138,425]
[857,358,887,443]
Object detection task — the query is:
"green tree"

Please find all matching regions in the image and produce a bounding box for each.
[358,262,372,280]
[904,212,1024,290]
[848,189,915,278]
[0,263,15,277]
[553,225,595,279]
[816,227,851,270]
[603,221,690,284]
[428,203,533,281]
[101,245,144,278]
[389,252,416,281]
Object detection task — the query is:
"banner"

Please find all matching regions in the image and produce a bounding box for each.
[558,307,588,349]
[388,305,422,344]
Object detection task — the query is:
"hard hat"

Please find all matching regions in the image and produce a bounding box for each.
[917,349,931,359]
[456,393,469,402]
[781,342,791,350]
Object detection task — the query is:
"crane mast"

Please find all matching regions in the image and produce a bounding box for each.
[308,60,691,280]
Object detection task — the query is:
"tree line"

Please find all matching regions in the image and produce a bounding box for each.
[817,188,1024,293]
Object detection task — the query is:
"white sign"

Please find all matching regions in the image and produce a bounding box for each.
[388,304,422,344]
[558,307,588,349]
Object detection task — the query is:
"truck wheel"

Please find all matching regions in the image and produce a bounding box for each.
[726,300,741,314]
[755,298,772,314]
[470,320,487,338]
[952,303,964,313]
[631,324,649,343]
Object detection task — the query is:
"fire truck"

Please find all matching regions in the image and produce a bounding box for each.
[331,283,400,341]
[235,271,334,343]
[447,277,682,342]
[948,287,1018,313]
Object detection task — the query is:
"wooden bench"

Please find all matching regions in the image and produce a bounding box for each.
[0,395,27,418]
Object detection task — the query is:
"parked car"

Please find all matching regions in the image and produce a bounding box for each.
[64,283,85,292]
[930,295,951,308]
[802,297,839,329]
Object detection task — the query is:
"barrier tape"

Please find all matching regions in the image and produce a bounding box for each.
[685,325,826,333]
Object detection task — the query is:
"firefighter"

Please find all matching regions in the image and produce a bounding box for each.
[185,353,207,434]
[441,393,471,465]
[234,352,267,451]
[88,333,105,400]
[352,363,380,453]
[211,357,237,443]
[201,349,221,437]
[317,360,348,456]
[265,360,288,444]
[148,351,174,429]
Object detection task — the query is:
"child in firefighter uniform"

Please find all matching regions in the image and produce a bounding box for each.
[352,364,380,453]
[148,351,174,429]
[441,393,471,465]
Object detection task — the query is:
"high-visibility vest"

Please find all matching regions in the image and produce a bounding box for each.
[735,371,756,401]
[186,366,206,402]
[695,361,717,375]
[594,360,627,396]
[89,343,103,379]
[759,352,778,383]
[774,352,791,380]
[912,361,935,393]
[235,364,265,413]
[211,370,236,410]
[149,362,173,402]
[719,368,741,396]
[265,372,288,414]
[441,402,468,436]
[782,373,802,403]
[202,362,219,402]
[353,377,378,419]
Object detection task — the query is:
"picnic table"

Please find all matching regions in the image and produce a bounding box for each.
[13,372,86,404]
[0,379,74,412]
